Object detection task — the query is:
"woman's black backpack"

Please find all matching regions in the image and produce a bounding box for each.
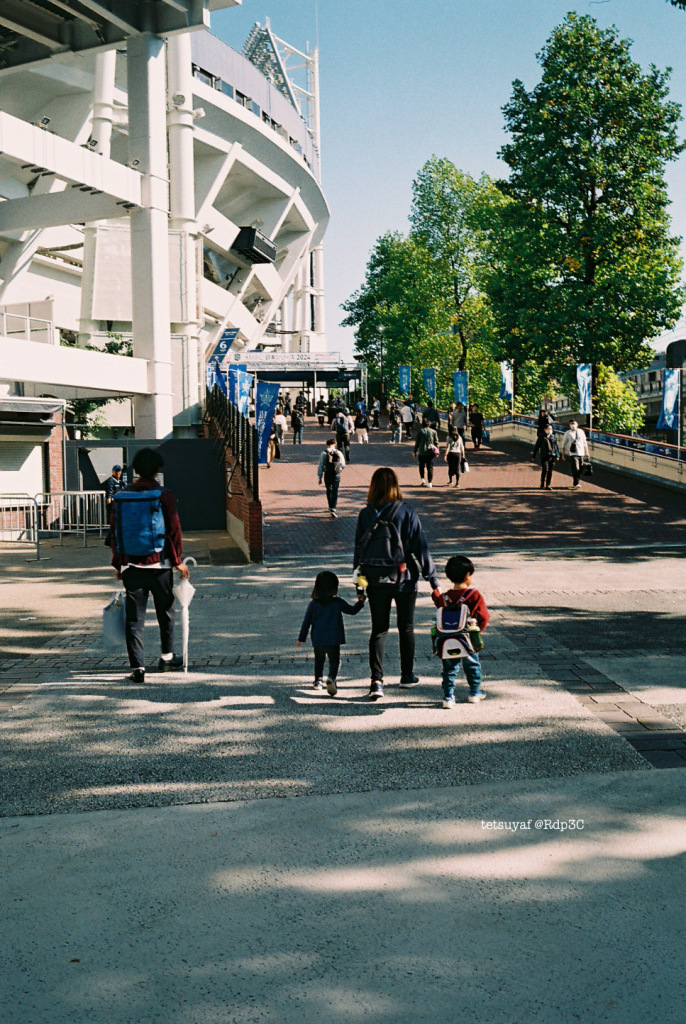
[357,502,406,584]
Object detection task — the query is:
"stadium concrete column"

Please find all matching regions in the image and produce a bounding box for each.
[167,32,201,429]
[127,32,173,439]
[78,49,117,347]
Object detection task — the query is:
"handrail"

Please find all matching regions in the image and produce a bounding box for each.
[204,386,260,501]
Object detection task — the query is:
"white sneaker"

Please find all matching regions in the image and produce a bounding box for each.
[326,677,338,697]
[420,480,426,486]
[313,678,325,690]
[442,696,455,709]
[428,482,433,488]
[467,692,486,703]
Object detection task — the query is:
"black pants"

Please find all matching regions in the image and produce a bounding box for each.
[372,410,379,428]
[418,454,434,482]
[314,645,341,682]
[122,566,175,669]
[471,429,482,449]
[367,586,417,683]
[325,475,340,510]
[540,459,555,488]
[447,452,461,483]
[338,436,350,463]
[532,433,544,459]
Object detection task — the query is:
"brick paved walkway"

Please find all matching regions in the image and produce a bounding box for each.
[261,421,686,558]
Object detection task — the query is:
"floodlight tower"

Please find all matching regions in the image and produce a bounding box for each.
[243,20,326,353]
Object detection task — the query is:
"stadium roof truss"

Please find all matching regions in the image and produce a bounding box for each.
[242,18,318,141]
[0,0,239,74]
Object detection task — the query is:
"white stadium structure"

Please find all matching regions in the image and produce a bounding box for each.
[0,0,329,494]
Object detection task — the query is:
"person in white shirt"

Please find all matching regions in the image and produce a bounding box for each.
[561,420,589,488]
[400,402,414,440]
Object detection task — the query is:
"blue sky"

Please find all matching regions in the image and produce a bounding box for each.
[211,1,686,358]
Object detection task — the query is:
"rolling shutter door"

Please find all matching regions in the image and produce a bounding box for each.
[0,442,43,495]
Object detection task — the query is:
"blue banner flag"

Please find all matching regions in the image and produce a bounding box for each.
[256,381,281,463]
[214,361,228,397]
[499,361,513,402]
[206,360,217,393]
[577,363,592,415]
[399,365,411,394]
[453,371,468,406]
[228,363,247,406]
[657,368,680,430]
[209,328,239,365]
[422,368,436,401]
[236,370,253,416]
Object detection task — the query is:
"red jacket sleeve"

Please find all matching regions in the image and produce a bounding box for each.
[161,489,183,567]
[467,590,490,631]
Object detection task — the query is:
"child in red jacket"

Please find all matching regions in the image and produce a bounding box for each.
[435,555,490,707]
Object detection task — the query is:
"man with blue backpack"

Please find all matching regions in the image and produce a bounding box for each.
[111,447,189,683]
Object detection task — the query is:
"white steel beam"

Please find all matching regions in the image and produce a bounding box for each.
[0,336,150,394]
[0,190,133,231]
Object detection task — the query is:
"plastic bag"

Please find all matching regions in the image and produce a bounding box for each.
[103,589,126,648]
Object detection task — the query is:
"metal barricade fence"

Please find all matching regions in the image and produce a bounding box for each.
[0,493,40,559]
[34,491,108,547]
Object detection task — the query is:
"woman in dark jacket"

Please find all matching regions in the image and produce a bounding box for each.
[353,467,441,700]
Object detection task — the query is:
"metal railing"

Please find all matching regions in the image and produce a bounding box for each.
[0,312,54,345]
[34,490,108,546]
[204,386,260,500]
[0,494,40,559]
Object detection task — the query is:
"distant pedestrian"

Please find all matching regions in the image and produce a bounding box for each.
[353,467,442,700]
[354,409,370,443]
[273,407,287,442]
[266,424,280,467]
[424,399,440,430]
[532,408,556,461]
[295,391,307,414]
[433,555,489,708]
[111,447,190,683]
[334,409,351,464]
[327,398,336,425]
[316,397,327,427]
[291,406,304,444]
[400,401,414,440]
[444,428,465,487]
[561,419,589,489]
[469,404,484,450]
[453,402,468,443]
[447,402,458,433]
[388,403,403,443]
[317,437,345,517]
[104,464,125,510]
[538,423,559,489]
[413,416,440,487]
[371,396,381,429]
[296,570,365,696]
[284,394,292,416]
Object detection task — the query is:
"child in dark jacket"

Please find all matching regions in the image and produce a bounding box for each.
[297,571,365,696]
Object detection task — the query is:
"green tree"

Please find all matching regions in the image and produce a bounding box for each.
[341,231,450,398]
[485,13,685,378]
[410,158,499,371]
[595,365,645,433]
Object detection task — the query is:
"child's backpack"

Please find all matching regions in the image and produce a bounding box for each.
[433,590,476,659]
[357,501,405,584]
[113,489,166,560]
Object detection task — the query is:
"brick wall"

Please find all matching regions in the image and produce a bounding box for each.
[47,411,64,493]
[203,416,263,562]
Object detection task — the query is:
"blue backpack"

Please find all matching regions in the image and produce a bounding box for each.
[113,489,166,560]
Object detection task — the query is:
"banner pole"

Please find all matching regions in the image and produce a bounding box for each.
[679,368,682,461]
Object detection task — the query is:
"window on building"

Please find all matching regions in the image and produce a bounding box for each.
[220,81,234,99]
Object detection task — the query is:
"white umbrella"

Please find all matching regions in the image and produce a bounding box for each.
[174,557,197,673]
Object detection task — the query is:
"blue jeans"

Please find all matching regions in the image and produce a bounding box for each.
[391,424,402,442]
[441,653,483,698]
[293,427,303,444]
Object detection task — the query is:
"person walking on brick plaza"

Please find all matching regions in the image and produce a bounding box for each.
[400,400,414,440]
[273,406,287,443]
[317,437,346,517]
[424,399,440,431]
[354,407,370,444]
[538,423,560,489]
[371,396,381,429]
[316,396,327,427]
[469,404,485,450]
[444,427,466,487]
[111,447,189,684]
[334,407,351,464]
[388,401,403,444]
[354,467,442,700]
[104,463,125,510]
[453,401,468,443]
[413,416,440,487]
[561,419,589,489]
[291,404,304,445]
[532,407,556,461]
